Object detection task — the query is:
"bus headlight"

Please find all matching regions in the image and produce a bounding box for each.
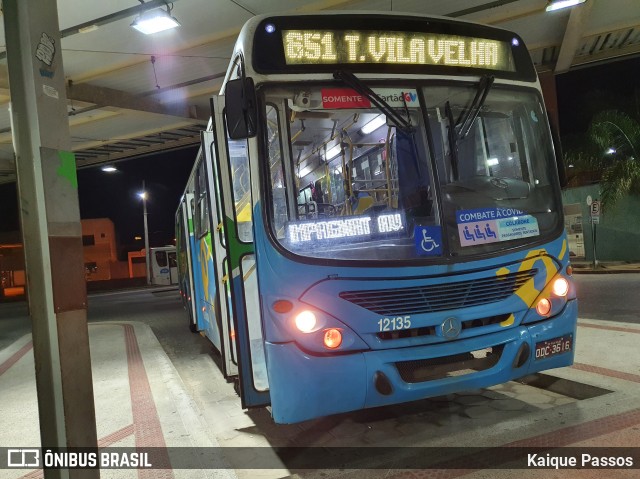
[266,296,370,352]
[323,328,342,349]
[294,310,317,333]
[536,298,551,316]
[552,277,569,297]
[523,273,574,324]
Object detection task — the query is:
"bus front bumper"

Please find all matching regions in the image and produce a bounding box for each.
[265,299,577,424]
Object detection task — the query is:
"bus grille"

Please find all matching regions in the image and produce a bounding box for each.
[339,269,536,315]
[395,345,504,383]
[377,313,511,340]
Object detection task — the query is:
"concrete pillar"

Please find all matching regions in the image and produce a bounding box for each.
[3,1,99,478]
[539,70,561,137]
[539,69,566,186]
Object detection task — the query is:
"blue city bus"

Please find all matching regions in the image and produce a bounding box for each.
[176,12,577,424]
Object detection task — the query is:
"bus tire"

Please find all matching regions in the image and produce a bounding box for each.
[186,303,197,333]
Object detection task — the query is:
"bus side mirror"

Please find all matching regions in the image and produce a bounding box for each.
[225,77,258,139]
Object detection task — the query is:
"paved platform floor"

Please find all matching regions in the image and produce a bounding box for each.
[1,304,639,478]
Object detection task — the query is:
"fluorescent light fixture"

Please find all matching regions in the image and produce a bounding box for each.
[101,165,117,173]
[487,158,499,166]
[545,0,586,12]
[131,8,180,34]
[299,166,312,178]
[326,143,342,160]
[79,24,99,34]
[361,115,386,135]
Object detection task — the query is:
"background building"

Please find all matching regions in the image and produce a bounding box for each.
[0,218,150,300]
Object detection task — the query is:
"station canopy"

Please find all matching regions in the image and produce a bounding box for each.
[0,0,638,183]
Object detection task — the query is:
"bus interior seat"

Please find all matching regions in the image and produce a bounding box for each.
[354,196,374,214]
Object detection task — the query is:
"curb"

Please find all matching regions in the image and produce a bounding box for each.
[572,268,640,274]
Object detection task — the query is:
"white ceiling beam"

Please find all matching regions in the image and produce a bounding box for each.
[66,81,208,121]
[571,41,640,68]
[555,1,595,73]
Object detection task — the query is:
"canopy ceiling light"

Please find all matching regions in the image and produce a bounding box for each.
[131,5,180,34]
[545,0,586,12]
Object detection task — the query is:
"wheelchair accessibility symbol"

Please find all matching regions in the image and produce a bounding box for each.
[414,226,443,256]
[421,229,440,252]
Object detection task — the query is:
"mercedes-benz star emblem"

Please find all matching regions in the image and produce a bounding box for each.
[441,317,462,339]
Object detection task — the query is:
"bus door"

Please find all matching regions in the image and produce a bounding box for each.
[151,248,178,285]
[202,130,238,378]
[151,249,170,285]
[168,251,178,284]
[179,193,198,330]
[210,95,270,408]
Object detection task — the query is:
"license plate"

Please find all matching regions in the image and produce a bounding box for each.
[535,335,572,360]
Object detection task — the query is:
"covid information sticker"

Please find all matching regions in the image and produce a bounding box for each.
[456,207,539,247]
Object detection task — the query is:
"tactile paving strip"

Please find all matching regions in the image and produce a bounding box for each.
[11,324,178,478]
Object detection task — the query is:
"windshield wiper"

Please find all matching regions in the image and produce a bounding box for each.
[445,75,494,180]
[333,70,413,132]
[445,101,459,180]
[457,75,494,140]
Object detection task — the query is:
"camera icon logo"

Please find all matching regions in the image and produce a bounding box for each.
[7,449,40,468]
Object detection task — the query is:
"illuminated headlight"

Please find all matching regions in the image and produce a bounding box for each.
[294,310,317,333]
[523,273,574,324]
[552,277,569,297]
[536,298,552,316]
[266,297,370,352]
[323,329,342,349]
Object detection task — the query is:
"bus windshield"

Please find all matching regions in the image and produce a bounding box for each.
[264,83,561,262]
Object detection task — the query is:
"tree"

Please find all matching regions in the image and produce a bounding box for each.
[564,110,640,210]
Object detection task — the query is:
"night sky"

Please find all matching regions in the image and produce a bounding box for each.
[0,56,639,252]
[76,146,198,256]
[556,56,640,136]
[0,146,197,259]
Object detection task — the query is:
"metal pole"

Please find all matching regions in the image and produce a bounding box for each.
[592,221,598,269]
[143,180,151,284]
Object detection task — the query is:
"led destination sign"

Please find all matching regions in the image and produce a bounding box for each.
[283,30,514,71]
[287,213,404,246]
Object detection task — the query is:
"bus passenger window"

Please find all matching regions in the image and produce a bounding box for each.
[155,251,168,267]
[168,252,177,268]
[195,161,209,238]
[227,136,253,243]
[265,104,288,238]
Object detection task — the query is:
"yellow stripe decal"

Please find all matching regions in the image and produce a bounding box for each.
[500,314,515,327]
